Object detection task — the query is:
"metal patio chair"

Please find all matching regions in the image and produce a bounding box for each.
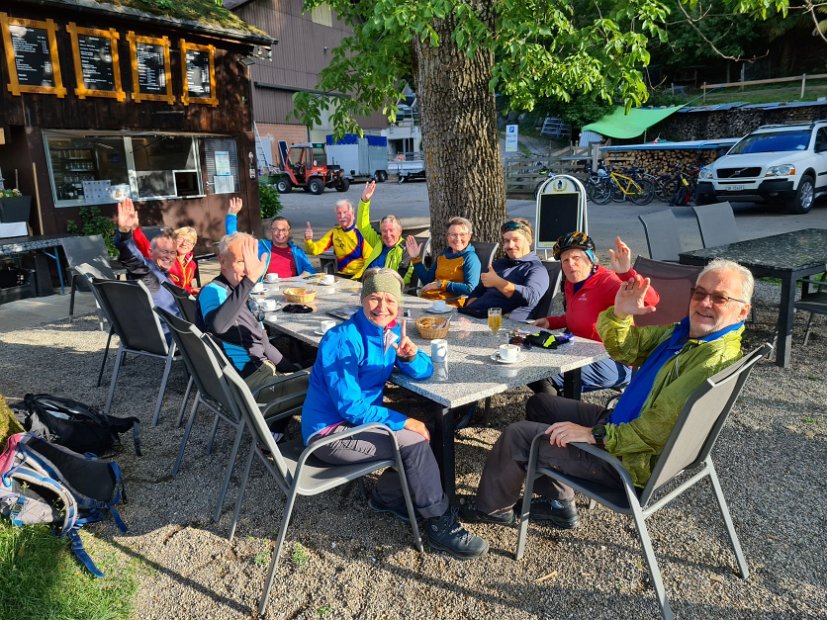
[62,235,125,322]
[638,210,684,263]
[515,343,772,620]
[632,256,704,327]
[691,201,740,249]
[795,270,827,345]
[528,260,564,320]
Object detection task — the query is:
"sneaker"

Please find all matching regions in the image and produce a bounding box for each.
[426,507,488,559]
[458,500,516,526]
[368,494,412,524]
[529,497,579,529]
[452,403,477,432]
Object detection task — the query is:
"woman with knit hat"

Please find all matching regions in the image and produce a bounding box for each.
[301,268,488,559]
[529,232,659,395]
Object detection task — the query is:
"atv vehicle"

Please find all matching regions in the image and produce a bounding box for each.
[273,141,350,195]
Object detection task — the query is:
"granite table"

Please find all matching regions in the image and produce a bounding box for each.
[679,228,827,368]
[262,276,608,500]
[0,234,72,294]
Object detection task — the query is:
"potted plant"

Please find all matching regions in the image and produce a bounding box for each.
[0,189,32,224]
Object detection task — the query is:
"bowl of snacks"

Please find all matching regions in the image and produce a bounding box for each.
[282,287,317,304]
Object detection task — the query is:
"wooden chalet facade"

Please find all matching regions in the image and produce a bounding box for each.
[0,0,273,242]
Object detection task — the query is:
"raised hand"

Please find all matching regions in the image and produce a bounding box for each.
[228,196,243,215]
[116,198,138,232]
[394,318,418,359]
[608,236,632,273]
[242,236,267,283]
[613,274,657,319]
[361,179,376,203]
[305,221,313,240]
[405,235,421,258]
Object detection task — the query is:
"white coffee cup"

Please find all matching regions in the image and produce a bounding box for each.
[319,319,336,333]
[264,273,279,283]
[498,343,520,362]
[431,339,448,363]
[321,274,336,286]
[431,300,448,312]
[251,282,265,294]
[260,299,277,312]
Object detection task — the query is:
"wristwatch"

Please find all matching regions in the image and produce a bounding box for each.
[591,424,606,448]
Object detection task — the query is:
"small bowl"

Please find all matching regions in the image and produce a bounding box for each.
[282,287,317,304]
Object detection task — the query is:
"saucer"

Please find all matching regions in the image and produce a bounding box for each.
[490,351,526,365]
[426,306,452,314]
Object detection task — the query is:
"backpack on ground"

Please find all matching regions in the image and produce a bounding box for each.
[16,393,142,456]
[0,432,128,577]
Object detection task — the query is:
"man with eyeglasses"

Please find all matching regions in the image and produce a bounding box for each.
[462,258,753,531]
[114,198,182,327]
[225,196,315,280]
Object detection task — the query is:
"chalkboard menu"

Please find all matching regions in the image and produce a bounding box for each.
[67,24,125,101]
[180,39,217,106]
[126,32,174,104]
[0,13,66,97]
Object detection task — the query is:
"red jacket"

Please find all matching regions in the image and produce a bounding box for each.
[546,265,660,342]
[169,252,197,294]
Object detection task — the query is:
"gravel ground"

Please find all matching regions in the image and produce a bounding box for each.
[1,280,825,620]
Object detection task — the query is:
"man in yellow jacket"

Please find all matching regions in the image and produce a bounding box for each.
[462,258,753,530]
[352,180,413,283]
[304,199,370,278]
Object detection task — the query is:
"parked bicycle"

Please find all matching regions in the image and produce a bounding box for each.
[587,164,655,205]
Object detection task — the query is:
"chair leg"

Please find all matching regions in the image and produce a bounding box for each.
[206,414,221,454]
[212,421,245,522]
[172,394,201,477]
[229,440,257,542]
[258,488,300,616]
[176,376,194,427]
[629,501,674,620]
[96,328,115,387]
[706,461,749,579]
[103,346,125,415]
[69,280,77,321]
[151,347,176,426]
[515,473,537,561]
[802,312,814,346]
[392,452,424,552]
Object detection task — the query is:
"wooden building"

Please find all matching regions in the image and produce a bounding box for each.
[0,0,273,242]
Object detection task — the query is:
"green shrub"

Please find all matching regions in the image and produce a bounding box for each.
[66,207,117,256]
[259,184,283,220]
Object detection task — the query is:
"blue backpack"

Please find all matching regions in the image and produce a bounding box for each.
[0,432,128,577]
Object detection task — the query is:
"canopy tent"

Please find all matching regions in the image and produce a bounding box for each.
[582,106,684,139]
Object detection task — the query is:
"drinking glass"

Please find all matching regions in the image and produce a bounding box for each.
[488,307,503,338]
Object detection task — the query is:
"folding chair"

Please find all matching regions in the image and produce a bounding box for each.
[62,235,125,321]
[155,308,309,523]
[91,278,177,426]
[632,256,703,327]
[638,210,683,263]
[204,334,423,615]
[795,270,827,345]
[691,202,739,249]
[516,343,772,620]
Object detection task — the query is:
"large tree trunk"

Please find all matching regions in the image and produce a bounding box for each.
[413,5,506,254]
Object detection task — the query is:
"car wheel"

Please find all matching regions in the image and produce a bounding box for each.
[308,178,325,195]
[275,178,292,193]
[336,178,351,192]
[788,175,814,214]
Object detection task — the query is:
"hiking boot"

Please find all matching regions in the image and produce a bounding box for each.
[426,507,488,559]
[530,497,579,529]
[368,494,412,524]
[458,500,516,526]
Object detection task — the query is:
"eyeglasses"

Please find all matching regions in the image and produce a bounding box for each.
[690,287,747,306]
[447,231,470,238]
[271,227,290,233]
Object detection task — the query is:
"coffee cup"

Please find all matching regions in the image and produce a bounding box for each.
[498,343,520,362]
[251,282,265,294]
[264,273,279,283]
[431,339,448,363]
[260,299,277,312]
[321,274,336,286]
[431,300,448,312]
[319,319,336,333]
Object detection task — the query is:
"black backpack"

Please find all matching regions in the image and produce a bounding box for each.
[16,394,142,457]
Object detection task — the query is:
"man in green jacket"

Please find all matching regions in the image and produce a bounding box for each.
[462,258,753,529]
[353,180,413,283]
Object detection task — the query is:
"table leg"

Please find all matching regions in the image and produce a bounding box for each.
[41,246,64,294]
[776,275,795,368]
[562,368,582,399]
[427,404,456,503]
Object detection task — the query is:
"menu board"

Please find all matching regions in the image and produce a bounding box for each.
[180,39,217,106]
[67,24,124,101]
[0,13,66,96]
[126,32,174,104]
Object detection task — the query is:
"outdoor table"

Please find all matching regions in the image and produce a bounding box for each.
[0,234,71,294]
[262,275,608,500]
[679,227,827,368]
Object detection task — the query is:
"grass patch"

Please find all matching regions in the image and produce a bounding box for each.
[0,521,139,620]
[291,542,309,569]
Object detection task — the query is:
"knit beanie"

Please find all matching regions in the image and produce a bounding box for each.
[360,269,403,303]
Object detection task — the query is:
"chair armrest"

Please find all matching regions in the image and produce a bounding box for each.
[296,422,399,471]
[252,369,310,400]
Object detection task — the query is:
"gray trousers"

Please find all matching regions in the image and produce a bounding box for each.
[475,393,621,515]
[310,424,449,519]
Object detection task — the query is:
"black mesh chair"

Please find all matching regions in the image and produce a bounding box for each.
[638,210,683,263]
[62,235,125,321]
[691,202,740,248]
[161,281,199,424]
[632,256,704,327]
[528,260,564,320]
[91,278,177,426]
[473,241,499,270]
[795,270,827,345]
[516,343,772,620]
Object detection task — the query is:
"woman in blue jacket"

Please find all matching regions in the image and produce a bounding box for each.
[302,268,487,559]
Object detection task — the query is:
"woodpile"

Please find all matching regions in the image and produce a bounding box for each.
[602,149,721,176]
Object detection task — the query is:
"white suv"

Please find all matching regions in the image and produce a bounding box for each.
[696,120,827,213]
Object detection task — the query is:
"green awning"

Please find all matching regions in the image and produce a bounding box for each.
[582,106,684,139]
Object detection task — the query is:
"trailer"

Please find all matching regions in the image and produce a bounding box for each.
[326,134,389,182]
[388,154,426,182]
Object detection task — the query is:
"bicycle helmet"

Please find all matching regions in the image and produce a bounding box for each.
[553,231,596,261]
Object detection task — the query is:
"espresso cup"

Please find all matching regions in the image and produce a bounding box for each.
[431,300,448,312]
[498,343,520,362]
[264,273,279,283]
[251,282,265,294]
[321,274,336,286]
[319,319,336,333]
[431,339,448,363]
[260,299,277,312]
